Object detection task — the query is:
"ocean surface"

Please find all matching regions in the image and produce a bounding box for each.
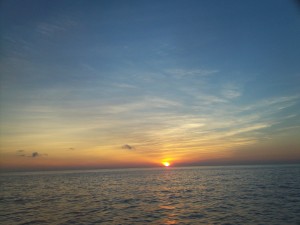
[1,165,300,225]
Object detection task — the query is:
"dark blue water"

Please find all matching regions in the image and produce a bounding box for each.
[1,165,300,224]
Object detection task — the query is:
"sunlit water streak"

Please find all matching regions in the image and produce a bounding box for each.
[1,165,300,224]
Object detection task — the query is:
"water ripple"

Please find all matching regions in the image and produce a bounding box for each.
[1,165,300,224]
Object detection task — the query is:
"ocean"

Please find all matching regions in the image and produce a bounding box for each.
[1,165,300,225]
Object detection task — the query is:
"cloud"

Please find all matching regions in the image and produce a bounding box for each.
[15,150,47,158]
[240,95,300,113]
[16,150,26,157]
[113,83,138,89]
[122,144,135,150]
[105,96,181,114]
[36,16,77,37]
[166,68,219,78]
[221,83,242,99]
[32,152,39,157]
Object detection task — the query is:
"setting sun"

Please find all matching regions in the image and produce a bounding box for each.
[162,162,170,167]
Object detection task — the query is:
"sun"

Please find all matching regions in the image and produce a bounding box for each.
[162,162,170,167]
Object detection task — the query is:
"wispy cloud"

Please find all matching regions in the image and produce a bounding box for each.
[122,144,135,150]
[165,68,219,78]
[6,78,298,162]
[15,150,47,158]
[221,83,242,99]
[103,96,181,114]
[110,93,299,159]
[16,150,26,157]
[113,83,138,89]
[195,94,228,104]
[36,16,77,37]
[240,95,300,113]
[36,23,66,36]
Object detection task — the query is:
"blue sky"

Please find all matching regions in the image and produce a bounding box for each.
[0,0,300,169]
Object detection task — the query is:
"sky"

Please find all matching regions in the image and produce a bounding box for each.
[1,0,300,171]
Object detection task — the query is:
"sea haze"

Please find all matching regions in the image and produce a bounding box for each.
[1,165,300,224]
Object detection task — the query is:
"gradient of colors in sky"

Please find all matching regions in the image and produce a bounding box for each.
[1,0,300,171]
